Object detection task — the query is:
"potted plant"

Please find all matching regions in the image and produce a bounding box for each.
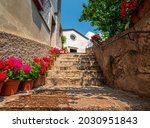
[50,48,61,60]
[30,60,42,88]
[61,47,68,54]
[91,34,102,44]
[0,72,7,93]
[39,59,49,86]
[19,64,34,91]
[1,57,23,96]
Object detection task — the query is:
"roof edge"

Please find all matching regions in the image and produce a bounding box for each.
[63,29,89,40]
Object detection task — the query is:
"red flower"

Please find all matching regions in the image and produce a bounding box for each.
[0,72,7,82]
[33,58,41,63]
[125,2,130,8]
[132,0,138,7]
[40,67,46,75]
[4,60,14,70]
[0,60,5,70]
[42,57,51,62]
[120,0,139,20]
[91,34,101,41]
[50,49,55,54]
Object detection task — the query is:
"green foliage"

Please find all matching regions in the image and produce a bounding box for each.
[28,61,41,79]
[61,35,67,48]
[6,69,25,81]
[79,0,130,37]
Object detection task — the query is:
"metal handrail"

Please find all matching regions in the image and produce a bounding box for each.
[94,29,150,46]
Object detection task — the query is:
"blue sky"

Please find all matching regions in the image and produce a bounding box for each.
[61,0,98,35]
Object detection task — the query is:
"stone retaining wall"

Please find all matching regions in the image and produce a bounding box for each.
[93,11,150,97]
[0,32,50,60]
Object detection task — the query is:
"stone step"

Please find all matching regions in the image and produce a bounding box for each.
[55,60,99,66]
[57,58,79,61]
[58,57,97,61]
[48,70,103,78]
[52,65,101,70]
[46,77,103,87]
[60,54,96,59]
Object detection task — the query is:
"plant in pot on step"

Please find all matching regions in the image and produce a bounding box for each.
[1,57,23,96]
[31,59,42,88]
[0,72,7,94]
[42,56,53,69]
[0,60,7,94]
[19,64,33,92]
[39,59,49,86]
[61,47,68,54]
[49,48,61,61]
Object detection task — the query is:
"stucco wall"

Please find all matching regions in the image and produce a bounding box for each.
[63,30,89,53]
[0,0,50,45]
[93,11,150,97]
[0,0,61,47]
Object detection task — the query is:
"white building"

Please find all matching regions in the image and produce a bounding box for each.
[85,31,95,48]
[63,29,89,53]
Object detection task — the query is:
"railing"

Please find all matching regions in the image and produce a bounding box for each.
[94,28,150,46]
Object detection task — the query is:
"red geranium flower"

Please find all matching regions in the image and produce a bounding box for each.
[40,67,47,75]
[33,58,41,63]
[0,72,7,82]
[0,60,5,70]
[4,60,14,70]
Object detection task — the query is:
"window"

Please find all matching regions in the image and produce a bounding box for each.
[33,0,43,10]
[70,34,76,41]
[34,0,51,29]
[40,0,51,27]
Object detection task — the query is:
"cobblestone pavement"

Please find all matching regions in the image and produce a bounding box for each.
[0,85,150,111]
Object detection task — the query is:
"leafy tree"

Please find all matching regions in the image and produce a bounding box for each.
[61,35,67,48]
[79,0,130,37]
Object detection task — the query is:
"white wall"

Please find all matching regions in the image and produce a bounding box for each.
[63,30,89,53]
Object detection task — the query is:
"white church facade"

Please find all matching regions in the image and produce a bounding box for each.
[62,29,89,53]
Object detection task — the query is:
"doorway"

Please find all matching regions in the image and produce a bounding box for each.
[70,49,77,53]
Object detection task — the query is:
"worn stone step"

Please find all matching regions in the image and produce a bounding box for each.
[46,77,103,87]
[48,70,103,78]
[60,54,96,59]
[58,57,97,62]
[57,58,79,61]
[55,60,98,66]
[52,65,101,70]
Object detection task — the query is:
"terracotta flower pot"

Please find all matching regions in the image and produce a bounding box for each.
[0,82,4,93]
[40,75,46,86]
[33,77,41,88]
[20,79,33,91]
[1,79,20,96]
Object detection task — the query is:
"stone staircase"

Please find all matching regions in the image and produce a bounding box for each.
[46,53,106,87]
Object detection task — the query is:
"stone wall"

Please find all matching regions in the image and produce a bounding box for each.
[93,11,150,97]
[0,32,50,60]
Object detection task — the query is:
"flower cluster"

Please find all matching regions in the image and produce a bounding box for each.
[91,34,102,43]
[120,0,138,19]
[22,65,31,73]
[0,48,60,82]
[50,48,61,57]
[33,57,54,75]
[0,57,31,73]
